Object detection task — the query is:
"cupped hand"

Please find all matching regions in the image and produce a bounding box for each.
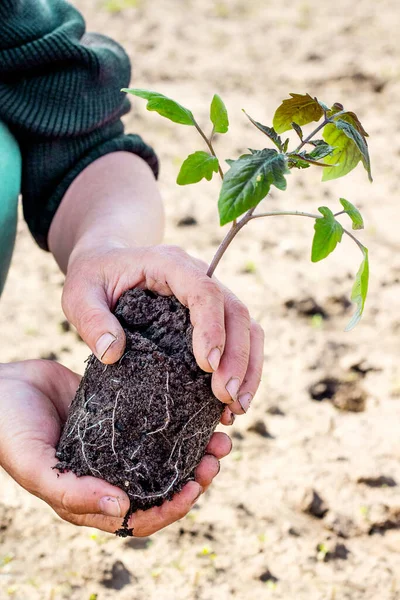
[0,360,231,536]
[63,244,264,417]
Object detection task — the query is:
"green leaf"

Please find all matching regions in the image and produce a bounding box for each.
[218,149,289,225]
[273,93,324,134]
[177,151,219,185]
[242,110,283,151]
[345,248,369,331]
[291,121,303,141]
[287,154,311,169]
[322,117,372,182]
[307,142,335,161]
[311,207,344,262]
[322,119,372,182]
[210,94,229,134]
[122,88,194,125]
[339,198,364,230]
[288,152,332,168]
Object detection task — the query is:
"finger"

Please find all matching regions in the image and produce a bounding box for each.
[194,454,220,488]
[143,247,226,374]
[229,320,265,415]
[211,293,251,404]
[58,481,202,536]
[129,480,201,536]
[62,277,126,364]
[32,447,131,518]
[220,405,235,426]
[205,431,232,458]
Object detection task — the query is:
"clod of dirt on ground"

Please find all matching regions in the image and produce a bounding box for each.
[101,560,133,590]
[284,296,328,319]
[324,512,361,539]
[247,419,273,438]
[364,504,400,535]
[357,475,397,488]
[266,404,286,416]
[309,376,367,412]
[301,489,329,519]
[332,381,367,412]
[316,538,350,562]
[258,568,279,584]
[177,215,198,227]
[308,377,339,402]
[56,289,223,532]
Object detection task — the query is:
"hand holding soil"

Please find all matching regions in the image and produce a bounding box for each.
[0,360,231,536]
[62,243,264,414]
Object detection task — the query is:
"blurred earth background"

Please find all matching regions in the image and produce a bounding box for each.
[1,0,400,598]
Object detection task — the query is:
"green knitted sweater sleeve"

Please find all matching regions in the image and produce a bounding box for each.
[0,0,159,250]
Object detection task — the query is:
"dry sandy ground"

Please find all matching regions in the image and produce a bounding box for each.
[1,0,400,598]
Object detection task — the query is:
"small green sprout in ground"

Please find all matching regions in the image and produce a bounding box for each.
[122,89,372,329]
[103,0,140,13]
[197,545,217,560]
[0,553,14,568]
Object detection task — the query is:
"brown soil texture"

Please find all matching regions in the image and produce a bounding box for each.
[56,289,223,525]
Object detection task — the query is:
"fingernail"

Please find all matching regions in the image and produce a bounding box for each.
[192,487,203,505]
[99,496,121,517]
[238,392,253,413]
[230,412,236,425]
[226,377,241,402]
[96,332,117,360]
[208,347,221,372]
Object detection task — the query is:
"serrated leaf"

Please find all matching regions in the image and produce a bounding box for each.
[345,247,369,331]
[242,110,283,151]
[307,142,335,161]
[339,198,364,230]
[322,119,372,182]
[273,93,324,134]
[322,113,372,181]
[311,207,344,262]
[122,88,194,125]
[218,149,289,225]
[177,151,219,185]
[291,121,303,140]
[210,94,229,134]
[340,111,369,138]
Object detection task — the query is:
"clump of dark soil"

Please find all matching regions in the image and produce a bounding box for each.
[56,289,224,535]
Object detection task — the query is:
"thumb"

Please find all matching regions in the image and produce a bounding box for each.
[62,282,126,364]
[36,448,131,518]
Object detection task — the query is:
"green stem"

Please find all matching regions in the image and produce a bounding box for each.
[207,206,364,278]
[293,110,346,153]
[207,208,255,277]
[251,210,320,220]
[343,228,366,255]
[193,120,224,181]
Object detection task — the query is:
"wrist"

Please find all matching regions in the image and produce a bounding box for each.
[48,152,164,273]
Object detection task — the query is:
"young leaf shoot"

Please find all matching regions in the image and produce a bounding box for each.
[123,88,372,329]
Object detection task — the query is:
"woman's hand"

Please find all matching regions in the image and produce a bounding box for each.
[0,360,231,536]
[63,245,264,417]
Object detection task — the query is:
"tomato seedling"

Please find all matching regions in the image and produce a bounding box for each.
[122,89,372,330]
